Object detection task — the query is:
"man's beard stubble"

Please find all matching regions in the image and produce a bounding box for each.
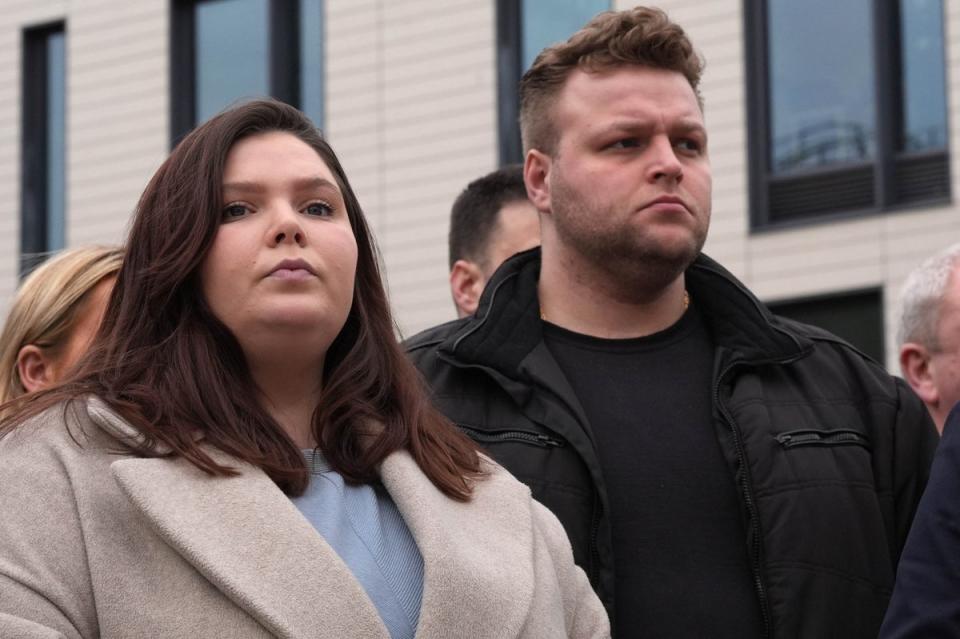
[549,175,707,301]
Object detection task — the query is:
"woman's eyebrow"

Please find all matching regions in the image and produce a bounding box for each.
[222,177,340,194]
[222,180,265,195]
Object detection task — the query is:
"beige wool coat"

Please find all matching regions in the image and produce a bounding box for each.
[0,398,610,639]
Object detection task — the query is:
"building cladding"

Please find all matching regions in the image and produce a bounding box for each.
[2,0,958,371]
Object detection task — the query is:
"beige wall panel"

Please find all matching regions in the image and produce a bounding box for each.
[325,1,384,234]
[68,0,166,248]
[374,1,495,334]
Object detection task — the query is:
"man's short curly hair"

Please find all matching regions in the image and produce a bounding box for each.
[519,6,704,155]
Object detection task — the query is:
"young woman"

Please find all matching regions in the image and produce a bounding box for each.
[0,100,608,639]
[0,245,121,402]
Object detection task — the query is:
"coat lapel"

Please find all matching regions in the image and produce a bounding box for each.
[381,452,535,639]
[110,453,388,639]
[90,399,537,639]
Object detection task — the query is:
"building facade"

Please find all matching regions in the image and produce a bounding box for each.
[1,0,956,371]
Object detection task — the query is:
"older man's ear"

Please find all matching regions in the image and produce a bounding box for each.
[900,342,941,419]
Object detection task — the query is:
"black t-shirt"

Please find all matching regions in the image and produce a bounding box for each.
[543,305,763,639]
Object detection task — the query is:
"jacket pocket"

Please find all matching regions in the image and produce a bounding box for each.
[776,429,871,450]
[457,424,564,448]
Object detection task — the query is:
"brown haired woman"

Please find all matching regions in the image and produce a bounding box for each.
[0,100,609,639]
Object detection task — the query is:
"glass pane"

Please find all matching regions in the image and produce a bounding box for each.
[900,0,947,152]
[767,0,876,174]
[46,30,65,251]
[195,0,270,123]
[522,0,609,70]
[299,0,324,128]
[769,290,884,364]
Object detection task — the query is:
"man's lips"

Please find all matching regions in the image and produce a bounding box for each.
[642,195,690,213]
[268,258,316,280]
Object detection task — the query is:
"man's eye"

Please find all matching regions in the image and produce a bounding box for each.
[610,138,642,149]
[222,203,250,220]
[676,139,703,153]
[304,202,333,217]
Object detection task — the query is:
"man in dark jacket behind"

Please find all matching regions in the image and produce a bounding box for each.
[406,7,937,638]
[881,403,960,637]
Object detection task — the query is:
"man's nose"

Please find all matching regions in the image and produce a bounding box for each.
[646,137,683,183]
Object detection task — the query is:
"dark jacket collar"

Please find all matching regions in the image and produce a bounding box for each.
[438,247,810,374]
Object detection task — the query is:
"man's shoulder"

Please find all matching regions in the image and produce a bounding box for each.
[404,317,470,355]
[771,314,888,375]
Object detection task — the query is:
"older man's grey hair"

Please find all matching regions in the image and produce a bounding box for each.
[898,242,960,351]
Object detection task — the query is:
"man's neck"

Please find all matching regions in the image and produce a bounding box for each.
[538,249,688,339]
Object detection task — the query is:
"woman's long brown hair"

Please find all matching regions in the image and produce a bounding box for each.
[1,99,482,500]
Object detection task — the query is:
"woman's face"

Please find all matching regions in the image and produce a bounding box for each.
[200,131,358,365]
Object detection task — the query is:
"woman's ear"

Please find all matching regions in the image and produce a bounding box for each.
[16,344,53,393]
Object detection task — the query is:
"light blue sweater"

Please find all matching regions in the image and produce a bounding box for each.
[291,450,423,639]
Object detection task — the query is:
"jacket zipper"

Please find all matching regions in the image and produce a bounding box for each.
[589,498,602,590]
[776,430,869,449]
[715,360,773,639]
[457,424,564,448]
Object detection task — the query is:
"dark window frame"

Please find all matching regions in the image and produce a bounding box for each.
[170,0,303,147]
[496,0,523,166]
[21,21,65,276]
[744,0,951,231]
[496,0,614,166]
[767,286,886,364]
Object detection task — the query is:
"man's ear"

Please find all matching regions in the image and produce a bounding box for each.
[16,344,53,393]
[524,149,552,214]
[450,260,486,318]
[900,343,939,407]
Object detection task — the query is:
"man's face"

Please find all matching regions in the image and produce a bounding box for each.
[449,198,540,318]
[535,65,711,291]
[482,199,541,279]
[926,269,960,429]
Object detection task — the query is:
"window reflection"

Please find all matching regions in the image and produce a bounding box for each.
[522,0,608,70]
[195,0,270,123]
[299,0,324,127]
[900,0,947,152]
[767,0,876,174]
[46,30,65,251]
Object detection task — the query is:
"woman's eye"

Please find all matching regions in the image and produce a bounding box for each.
[222,203,250,220]
[304,202,333,217]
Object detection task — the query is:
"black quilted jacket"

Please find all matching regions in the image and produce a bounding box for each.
[405,248,938,638]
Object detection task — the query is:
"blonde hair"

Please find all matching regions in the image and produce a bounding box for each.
[0,246,122,402]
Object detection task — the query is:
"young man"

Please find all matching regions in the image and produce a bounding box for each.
[407,7,937,638]
[898,243,960,432]
[447,165,540,317]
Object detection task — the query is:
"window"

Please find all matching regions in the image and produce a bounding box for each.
[171,0,324,144]
[496,0,609,164]
[745,0,949,227]
[768,289,885,364]
[21,22,66,275]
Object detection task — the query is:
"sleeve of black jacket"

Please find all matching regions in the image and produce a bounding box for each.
[879,401,958,638]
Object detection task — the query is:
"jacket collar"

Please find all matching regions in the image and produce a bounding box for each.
[91,400,535,639]
[439,248,810,373]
